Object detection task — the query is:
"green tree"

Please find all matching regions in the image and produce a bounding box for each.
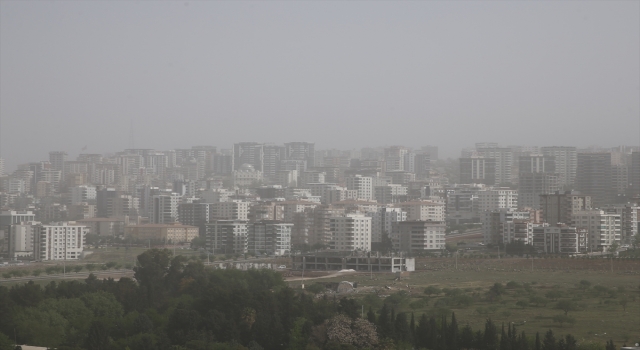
[14,308,68,347]
[73,265,84,273]
[85,321,110,350]
[578,280,591,291]
[31,269,42,277]
[424,286,442,297]
[133,249,172,307]
[552,314,576,327]
[542,330,556,350]
[554,300,578,315]
[81,291,124,328]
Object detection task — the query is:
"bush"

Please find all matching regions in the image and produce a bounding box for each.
[552,314,576,327]
[506,281,521,289]
[409,298,429,310]
[516,300,529,309]
[306,283,326,294]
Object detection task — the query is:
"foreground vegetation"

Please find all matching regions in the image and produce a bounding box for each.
[0,250,637,350]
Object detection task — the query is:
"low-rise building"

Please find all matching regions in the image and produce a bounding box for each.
[125,223,199,243]
[532,225,588,254]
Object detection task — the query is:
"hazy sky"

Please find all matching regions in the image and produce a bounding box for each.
[1,1,638,169]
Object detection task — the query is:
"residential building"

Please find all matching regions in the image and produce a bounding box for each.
[366,207,407,244]
[70,185,97,205]
[540,191,592,225]
[346,175,373,200]
[205,220,248,254]
[541,147,577,188]
[77,218,126,236]
[575,153,613,207]
[248,221,293,256]
[603,204,639,244]
[210,201,250,221]
[398,201,445,222]
[518,172,560,210]
[329,214,372,251]
[392,220,446,253]
[7,222,38,259]
[476,188,518,213]
[233,163,263,187]
[532,225,588,254]
[374,184,408,204]
[0,211,36,230]
[150,193,180,224]
[34,222,87,261]
[482,209,531,244]
[572,210,621,252]
[233,142,264,172]
[285,142,315,167]
[459,157,496,185]
[476,146,513,185]
[125,223,198,243]
[501,220,537,245]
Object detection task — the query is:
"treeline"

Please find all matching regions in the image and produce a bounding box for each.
[0,249,618,350]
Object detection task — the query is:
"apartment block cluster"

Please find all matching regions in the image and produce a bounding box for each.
[456,143,639,254]
[0,141,638,259]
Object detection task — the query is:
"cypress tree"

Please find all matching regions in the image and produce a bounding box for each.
[564,334,577,350]
[484,318,499,350]
[460,325,474,350]
[410,312,416,345]
[542,330,556,350]
[440,315,448,350]
[395,312,412,344]
[448,312,459,350]
[606,339,616,350]
[416,313,429,348]
[500,323,509,350]
[518,331,529,350]
[429,317,439,350]
[535,332,541,350]
[367,307,376,324]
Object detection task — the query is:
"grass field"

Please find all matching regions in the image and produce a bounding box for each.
[292,257,640,348]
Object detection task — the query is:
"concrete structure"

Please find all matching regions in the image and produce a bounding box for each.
[482,209,531,244]
[501,220,537,245]
[0,211,36,230]
[392,220,446,253]
[397,201,445,222]
[34,222,87,261]
[346,175,373,201]
[518,172,560,210]
[150,193,180,224]
[476,188,518,213]
[603,204,639,245]
[532,225,588,254]
[329,214,372,251]
[475,146,513,185]
[285,142,315,168]
[374,184,408,204]
[210,201,250,221]
[575,152,612,207]
[445,185,482,224]
[233,163,263,187]
[248,221,293,256]
[459,157,496,185]
[233,142,264,172]
[7,222,38,259]
[205,220,248,254]
[70,185,97,205]
[76,217,126,236]
[540,191,592,226]
[292,253,415,272]
[573,210,621,252]
[125,223,199,243]
[366,207,407,244]
[541,147,577,188]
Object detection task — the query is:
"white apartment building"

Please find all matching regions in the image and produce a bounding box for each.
[329,214,372,251]
[70,185,97,205]
[346,175,373,201]
[573,210,621,252]
[150,193,181,224]
[205,220,248,254]
[248,221,293,256]
[34,222,87,261]
[392,220,446,252]
[397,201,445,222]
[210,201,250,221]
[282,201,318,222]
[300,171,325,187]
[366,207,407,243]
[476,188,518,213]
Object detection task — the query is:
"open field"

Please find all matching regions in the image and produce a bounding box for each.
[291,257,640,347]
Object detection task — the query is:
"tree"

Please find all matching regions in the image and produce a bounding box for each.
[516,300,529,309]
[424,286,442,297]
[545,290,563,301]
[73,265,84,273]
[483,319,499,350]
[31,269,42,277]
[85,321,109,350]
[619,296,629,311]
[606,339,616,350]
[577,280,591,291]
[552,314,576,327]
[394,312,411,344]
[542,330,556,350]
[133,249,172,307]
[554,300,578,315]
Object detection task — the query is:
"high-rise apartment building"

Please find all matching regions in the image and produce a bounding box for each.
[459,157,496,185]
[540,191,591,225]
[629,152,640,198]
[346,175,373,201]
[34,222,87,261]
[575,153,612,207]
[398,201,445,222]
[150,194,180,224]
[263,144,286,179]
[284,142,315,168]
[392,220,445,252]
[366,207,406,244]
[476,188,518,213]
[329,214,372,251]
[49,151,68,174]
[384,146,409,172]
[233,142,264,172]
[475,147,513,185]
[518,173,560,210]
[247,221,293,256]
[541,147,577,188]
[205,220,248,254]
[572,210,621,252]
[70,185,97,205]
